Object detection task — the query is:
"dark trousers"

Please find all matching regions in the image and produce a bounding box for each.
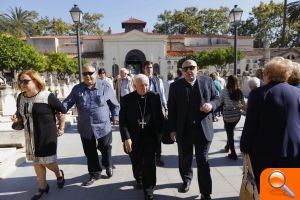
[81,132,112,177]
[155,140,162,158]
[224,120,239,152]
[129,136,156,196]
[177,125,212,195]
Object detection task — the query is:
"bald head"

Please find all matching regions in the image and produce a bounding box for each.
[182,59,198,82]
[182,60,197,68]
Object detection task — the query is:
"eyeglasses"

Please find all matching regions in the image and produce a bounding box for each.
[182,65,196,72]
[18,79,32,85]
[82,71,95,76]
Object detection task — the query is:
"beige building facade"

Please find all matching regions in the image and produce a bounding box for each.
[25,18,300,79]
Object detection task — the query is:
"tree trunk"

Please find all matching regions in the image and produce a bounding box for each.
[282,0,288,47]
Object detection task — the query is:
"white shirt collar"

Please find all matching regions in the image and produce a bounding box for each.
[189,79,196,86]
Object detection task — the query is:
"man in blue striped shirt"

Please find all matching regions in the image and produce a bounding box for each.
[63,65,120,186]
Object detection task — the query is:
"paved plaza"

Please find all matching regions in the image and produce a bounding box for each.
[0,116,245,200]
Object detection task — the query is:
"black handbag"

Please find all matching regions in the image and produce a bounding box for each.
[11,93,24,130]
[12,119,24,130]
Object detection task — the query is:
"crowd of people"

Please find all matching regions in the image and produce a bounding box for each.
[11,57,300,200]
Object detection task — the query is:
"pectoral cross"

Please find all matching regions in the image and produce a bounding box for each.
[138,118,147,129]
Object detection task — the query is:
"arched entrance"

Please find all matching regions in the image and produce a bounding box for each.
[125,49,146,74]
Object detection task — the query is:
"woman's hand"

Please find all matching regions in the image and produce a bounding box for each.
[10,115,18,122]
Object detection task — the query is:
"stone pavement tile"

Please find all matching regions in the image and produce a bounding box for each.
[0,116,245,200]
[0,148,16,163]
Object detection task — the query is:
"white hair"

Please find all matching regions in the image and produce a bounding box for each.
[248,77,261,89]
[133,74,149,85]
[120,67,129,74]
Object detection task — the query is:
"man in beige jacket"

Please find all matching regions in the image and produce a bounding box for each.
[115,68,134,102]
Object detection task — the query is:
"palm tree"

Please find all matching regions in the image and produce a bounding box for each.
[0,7,37,37]
[287,0,300,23]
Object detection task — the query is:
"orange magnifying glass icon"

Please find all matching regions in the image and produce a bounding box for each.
[268,170,295,198]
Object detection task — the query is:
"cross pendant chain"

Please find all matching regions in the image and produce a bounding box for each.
[139,118,147,129]
[137,95,147,129]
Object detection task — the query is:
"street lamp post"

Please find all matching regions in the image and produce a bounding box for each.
[70,4,83,82]
[112,57,116,77]
[229,5,243,75]
[158,56,162,75]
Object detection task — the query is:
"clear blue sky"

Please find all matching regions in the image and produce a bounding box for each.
[1,0,284,33]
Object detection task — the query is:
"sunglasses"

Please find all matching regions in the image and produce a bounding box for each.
[182,65,196,72]
[18,79,32,85]
[82,71,95,76]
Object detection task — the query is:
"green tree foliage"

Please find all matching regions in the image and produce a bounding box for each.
[236,0,299,47]
[46,52,78,79]
[0,7,38,37]
[1,7,104,36]
[34,17,52,35]
[287,0,300,47]
[246,0,283,47]
[0,34,46,72]
[177,47,244,73]
[154,7,230,35]
[287,0,300,23]
[50,18,72,35]
[80,12,104,35]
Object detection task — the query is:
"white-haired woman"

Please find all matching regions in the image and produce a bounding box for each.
[248,77,261,91]
[241,57,300,192]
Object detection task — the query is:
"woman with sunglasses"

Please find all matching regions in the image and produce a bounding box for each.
[11,70,67,200]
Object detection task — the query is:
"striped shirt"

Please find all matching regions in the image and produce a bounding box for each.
[221,89,245,122]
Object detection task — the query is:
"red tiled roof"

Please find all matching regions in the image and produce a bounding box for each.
[108,31,165,36]
[166,50,194,57]
[26,35,102,40]
[168,34,253,39]
[122,17,146,24]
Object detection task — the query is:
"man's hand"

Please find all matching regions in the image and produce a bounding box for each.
[170,131,176,142]
[112,120,119,125]
[124,139,132,153]
[200,103,213,113]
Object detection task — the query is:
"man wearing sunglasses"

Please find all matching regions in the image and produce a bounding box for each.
[168,60,220,200]
[63,65,120,186]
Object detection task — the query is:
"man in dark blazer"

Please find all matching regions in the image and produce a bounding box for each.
[240,57,300,191]
[168,60,220,200]
[120,74,164,200]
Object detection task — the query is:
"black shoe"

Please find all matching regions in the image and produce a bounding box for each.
[224,144,229,153]
[81,176,99,186]
[31,184,49,200]
[57,169,65,189]
[178,181,190,193]
[106,167,113,178]
[135,180,143,189]
[155,156,164,167]
[200,194,212,200]
[228,153,238,160]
